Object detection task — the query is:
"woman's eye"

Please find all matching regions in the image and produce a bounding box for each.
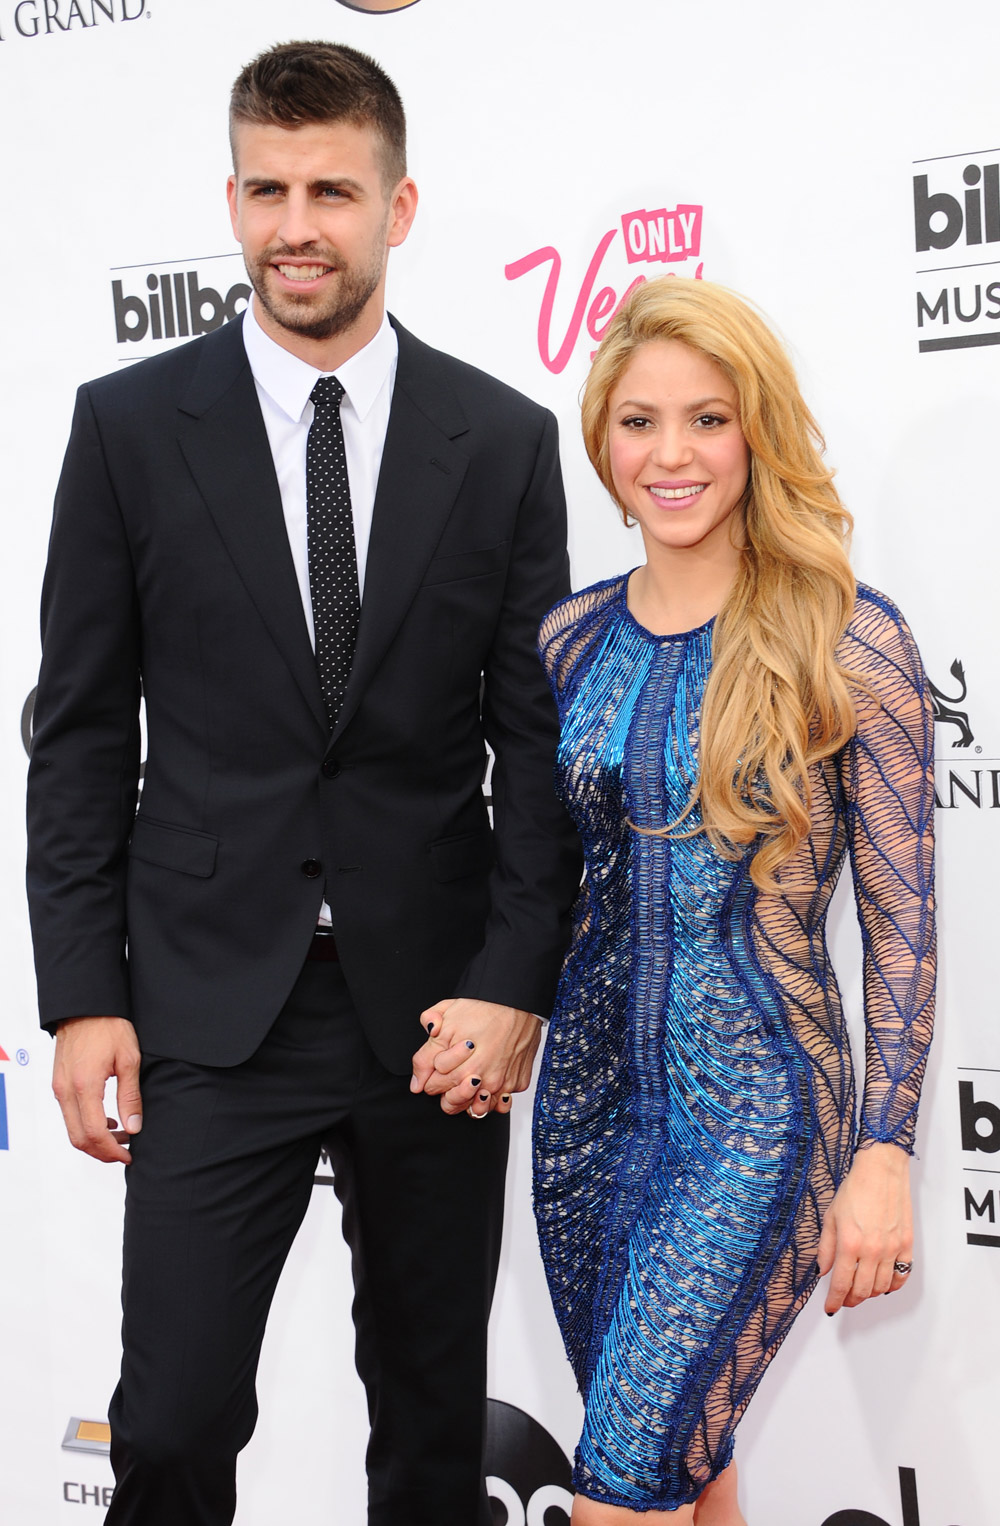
[620,415,652,430]
[695,413,727,428]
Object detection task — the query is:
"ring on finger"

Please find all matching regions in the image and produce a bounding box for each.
[468,1108,489,1121]
[893,1260,913,1276]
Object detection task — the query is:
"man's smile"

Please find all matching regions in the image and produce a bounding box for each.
[274,262,332,282]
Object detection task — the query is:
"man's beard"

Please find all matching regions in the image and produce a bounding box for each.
[247,241,384,342]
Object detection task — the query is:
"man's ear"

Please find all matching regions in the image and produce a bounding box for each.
[386,177,419,250]
[226,174,241,243]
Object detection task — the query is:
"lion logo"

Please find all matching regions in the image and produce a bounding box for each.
[929,659,974,748]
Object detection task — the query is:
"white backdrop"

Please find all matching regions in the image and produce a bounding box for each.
[1,2,998,1522]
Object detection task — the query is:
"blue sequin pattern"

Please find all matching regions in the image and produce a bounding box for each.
[533,574,936,1511]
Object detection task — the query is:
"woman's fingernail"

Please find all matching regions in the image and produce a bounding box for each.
[479,1092,489,1101]
[501,1095,511,1104]
[426,1021,435,1034]
[470,1077,482,1088]
[465,1040,476,1051]
[826,1311,835,1318]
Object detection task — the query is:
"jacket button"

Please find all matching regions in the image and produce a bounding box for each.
[321,758,340,779]
[301,859,322,879]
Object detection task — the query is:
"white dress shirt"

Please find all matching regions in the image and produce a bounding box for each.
[242,297,398,925]
[242,296,398,625]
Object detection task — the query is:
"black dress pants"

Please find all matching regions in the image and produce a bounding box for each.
[104,956,509,1526]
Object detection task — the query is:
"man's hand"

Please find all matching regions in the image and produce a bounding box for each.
[410,998,542,1117]
[52,1016,143,1164]
[817,1142,913,1313]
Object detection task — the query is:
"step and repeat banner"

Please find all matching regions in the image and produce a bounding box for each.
[1,1,997,1522]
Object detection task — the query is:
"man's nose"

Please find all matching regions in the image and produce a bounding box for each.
[278,189,322,249]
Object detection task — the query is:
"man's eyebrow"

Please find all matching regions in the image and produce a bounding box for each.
[310,177,366,195]
[240,175,366,195]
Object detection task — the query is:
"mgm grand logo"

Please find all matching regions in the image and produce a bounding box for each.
[930,659,973,749]
[930,657,998,812]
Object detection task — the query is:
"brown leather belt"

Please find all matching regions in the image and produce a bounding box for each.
[307,929,340,962]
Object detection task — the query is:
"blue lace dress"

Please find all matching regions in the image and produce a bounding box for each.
[533,574,936,1511]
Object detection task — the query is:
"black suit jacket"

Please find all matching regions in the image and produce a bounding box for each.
[27,316,581,1073]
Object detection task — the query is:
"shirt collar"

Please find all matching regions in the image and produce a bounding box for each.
[242,296,398,424]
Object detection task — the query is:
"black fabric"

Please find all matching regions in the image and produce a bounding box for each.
[27,316,583,1073]
[26,311,582,1522]
[106,961,508,1526]
[307,375,359,729]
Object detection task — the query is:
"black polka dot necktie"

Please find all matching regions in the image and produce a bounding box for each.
[307,376,360,729]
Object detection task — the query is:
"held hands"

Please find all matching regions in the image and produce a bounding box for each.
[410,998,542,1118]
[817,1142,913,1313]
[52,1016,143,1164]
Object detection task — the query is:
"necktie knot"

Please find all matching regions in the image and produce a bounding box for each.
[310,375,345,411]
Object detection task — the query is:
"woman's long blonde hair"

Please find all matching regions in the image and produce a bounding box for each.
[582,278,858,889]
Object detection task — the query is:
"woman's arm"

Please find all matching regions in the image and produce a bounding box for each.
[820,589,936,1312]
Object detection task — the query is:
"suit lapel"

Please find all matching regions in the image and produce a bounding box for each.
[330,323,470,743]
[176,321,328,736]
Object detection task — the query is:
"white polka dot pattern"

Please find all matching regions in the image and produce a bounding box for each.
[307,376,360,729]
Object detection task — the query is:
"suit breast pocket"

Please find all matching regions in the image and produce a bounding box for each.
[420,542,508,587]
[128,816,218,878]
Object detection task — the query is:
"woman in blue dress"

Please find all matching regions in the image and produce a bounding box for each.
[533,278,936,1524]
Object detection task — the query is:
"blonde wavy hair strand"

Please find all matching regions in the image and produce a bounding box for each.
[582,278,859,890]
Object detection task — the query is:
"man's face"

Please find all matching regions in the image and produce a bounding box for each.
[227,120,415,349]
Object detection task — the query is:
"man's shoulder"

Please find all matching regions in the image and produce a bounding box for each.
[81,319,246,411]
[391,319,553,431]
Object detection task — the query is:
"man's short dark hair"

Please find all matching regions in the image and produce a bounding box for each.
[230,41,407,188]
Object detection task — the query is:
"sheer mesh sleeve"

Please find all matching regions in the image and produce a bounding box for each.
[838,588,936,1154]
[538,577,625,707]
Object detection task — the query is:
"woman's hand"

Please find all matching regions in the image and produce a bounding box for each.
[817,1142,914,1313]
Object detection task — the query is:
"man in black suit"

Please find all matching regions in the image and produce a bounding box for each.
[26,41,579,1526]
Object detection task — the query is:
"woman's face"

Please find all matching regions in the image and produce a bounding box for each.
[607,338,750,562]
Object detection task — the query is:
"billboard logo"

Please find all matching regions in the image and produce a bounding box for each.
[113,266,249,346]
[821,1465,954,1525]
[485,1399,572,1525]
[505,199,705,374]
[913,147,1000,353]
[914,160,1000,252]
[959,1072,1000,1249]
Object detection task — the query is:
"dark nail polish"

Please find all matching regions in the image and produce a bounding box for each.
[826,1311,835,1318]
[812,1262,821,1277]
[426,1021,435,1034]
[465,1040,476,1050]
[470,1077,481,1088]
[480,1092,489,1101]
[501,1095,511,1104]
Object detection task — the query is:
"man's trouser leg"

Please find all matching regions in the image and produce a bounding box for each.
[105,957,508,1526]
[327,1015,509,1526]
